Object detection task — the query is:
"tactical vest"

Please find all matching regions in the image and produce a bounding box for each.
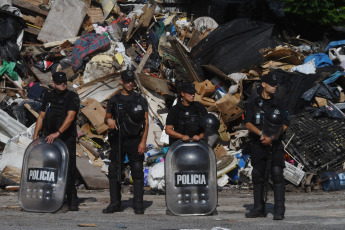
[43,91,71,133]
[112,92,144,136]
[175,102,203,137]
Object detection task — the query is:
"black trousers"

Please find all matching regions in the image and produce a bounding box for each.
[250,141,285,174]
[108,133,144,205]
[62,134,78,202]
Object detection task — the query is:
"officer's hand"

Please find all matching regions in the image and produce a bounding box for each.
[138,142,146,155]
[107,118,118,130]
[192,135,201,141]
[181,135,190,142]
[260,134,272,146]
[45,132,60,144]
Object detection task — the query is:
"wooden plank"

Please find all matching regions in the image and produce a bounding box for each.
[38,0,88,43]
[31,66,52,85]
[86,7,104,24]
[43,36,79,48]
[76,156,109,190]
[169,37,202,82]
[201,64,236,84]
[34,15,44,28]
[24,104,39,118]
[24,26,40,36]
[138,73,174,96]
[22,15,36,24]
[13,0,48,17]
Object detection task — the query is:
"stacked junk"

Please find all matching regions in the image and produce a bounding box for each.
[0,0,344,196]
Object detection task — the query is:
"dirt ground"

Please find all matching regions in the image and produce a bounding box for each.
[0,186,345,230]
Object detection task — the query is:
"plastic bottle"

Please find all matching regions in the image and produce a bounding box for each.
[320,171,341,191]
[338,172,345,190]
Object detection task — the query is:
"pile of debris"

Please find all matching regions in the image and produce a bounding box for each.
[0,0,344,193]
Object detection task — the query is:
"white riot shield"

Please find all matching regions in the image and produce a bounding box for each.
[165,140,217,215]
[18,137,69,212]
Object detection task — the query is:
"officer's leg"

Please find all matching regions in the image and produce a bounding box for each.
[130,160,144,214]
[103,143,122,213]
[271,165,285,220]
[126,137,145,214]
[65,137,79,211]
[245,166,267,218]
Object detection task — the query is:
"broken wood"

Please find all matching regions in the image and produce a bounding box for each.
[3,74,26,99]
[78,137,101,159]
[13,0,48,17]
[168,37,202,82]
[24,103,39,118]
[126,14,137,42]
[43,36,80,48]
[137,73,174,97]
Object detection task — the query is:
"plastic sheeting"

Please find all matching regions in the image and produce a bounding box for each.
[190,18,279,75]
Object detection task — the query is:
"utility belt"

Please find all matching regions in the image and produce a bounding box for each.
[108,128,142,142]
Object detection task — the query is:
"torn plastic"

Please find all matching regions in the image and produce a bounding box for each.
[301,82,340,102]
[312,103,345,120]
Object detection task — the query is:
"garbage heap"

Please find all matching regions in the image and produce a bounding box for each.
[0,0,344,193]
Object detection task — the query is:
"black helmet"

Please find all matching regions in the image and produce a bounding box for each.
[200,113,220,134]
[262,108,283,140]
[264,108,283,126]
[123,103,145,135]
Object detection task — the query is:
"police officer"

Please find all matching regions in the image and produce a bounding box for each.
[33,72,80,211]
[103,70,149,214]
[166,82,208,146]
[244,72,289,220]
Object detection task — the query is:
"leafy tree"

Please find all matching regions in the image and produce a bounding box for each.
[282,0,345,26]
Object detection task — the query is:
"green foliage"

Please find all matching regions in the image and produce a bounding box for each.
[281,0,345,26]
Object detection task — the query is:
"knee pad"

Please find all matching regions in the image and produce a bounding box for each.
[271,166,284,184]
[131,161,144,180]
[252,168,265,184]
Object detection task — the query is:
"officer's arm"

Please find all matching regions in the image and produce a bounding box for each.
[58,110,77,134]
[138,112,149,154]
[166,125,190,141]
[33,111,46,140]
[104,112,118,130]
[281,124,288,135]
[245,122,262,137]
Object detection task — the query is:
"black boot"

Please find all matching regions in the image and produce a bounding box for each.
[66,144,79,211]
[103,163,122,214]
[273,182,285,220]
[133,179,144,214]
[245,183,267,218]
[68,194,79,211]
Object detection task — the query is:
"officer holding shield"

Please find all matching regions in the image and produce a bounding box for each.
[166,82,208,146]
[244,72,289,220]
[103,70,149,214]
[33,72,80,211]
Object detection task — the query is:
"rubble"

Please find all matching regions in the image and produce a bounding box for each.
[0,0,344,195]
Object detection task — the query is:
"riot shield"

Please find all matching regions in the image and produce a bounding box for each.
[18,137,69,212]
[165,140,217,215]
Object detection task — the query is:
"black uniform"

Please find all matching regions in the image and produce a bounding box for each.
[106,92,148,213]
[244,88,289,219]
[39,89,80,208]
[166,100,208,145]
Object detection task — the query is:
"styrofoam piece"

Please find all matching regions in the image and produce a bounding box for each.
[0,141,26,172]
[0,132,10,144]
[283,162,305,186]
[0,109,27,137]
[217,174,229,187]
